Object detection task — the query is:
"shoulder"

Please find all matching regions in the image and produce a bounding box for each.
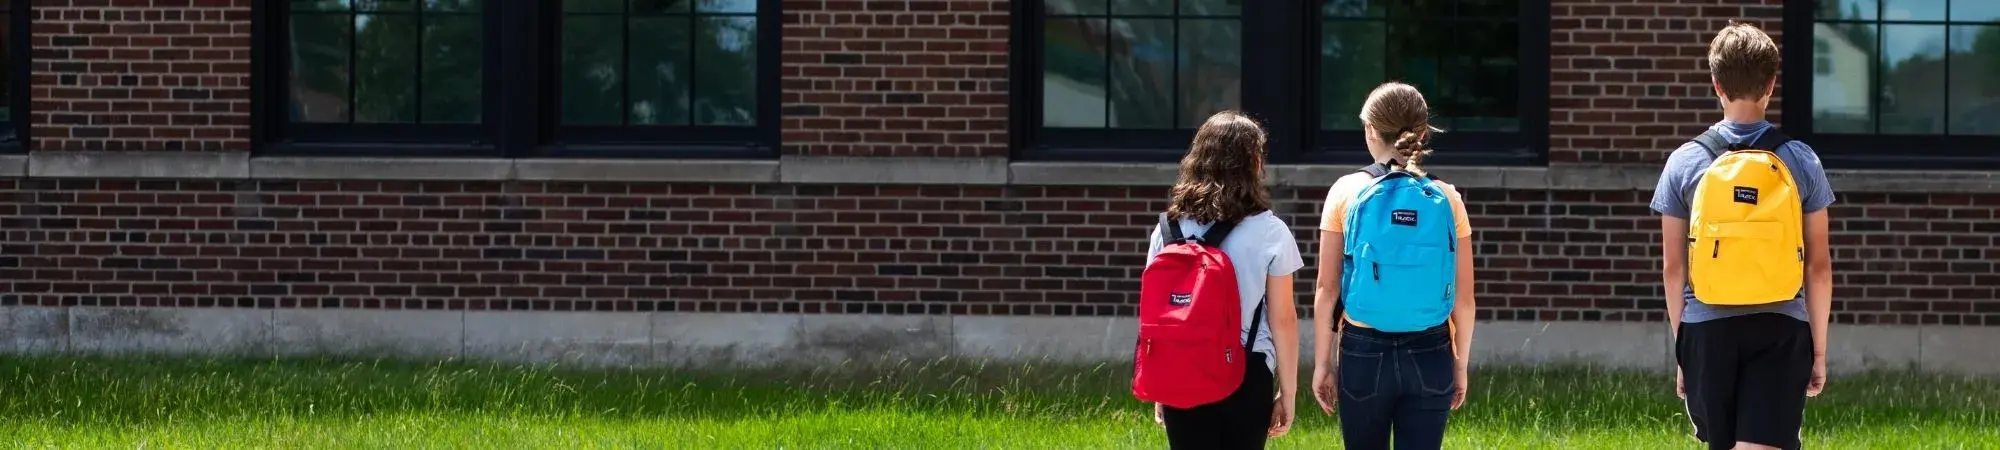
[1239,211,1297,238]
[1778,140,1826,168]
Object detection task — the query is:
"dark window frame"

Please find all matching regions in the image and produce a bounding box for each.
[3,0,27,153]
[252,1,780,159]
[1011,1,1548,166]
[1781,2,2000,170]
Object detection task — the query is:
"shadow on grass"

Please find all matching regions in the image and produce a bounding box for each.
[1,355,1994,431]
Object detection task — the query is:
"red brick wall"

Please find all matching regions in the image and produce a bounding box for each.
[779,0,1010,157]
[6,180,1996,326]
[29,0,252,152]
[1549,0,1784,164]
[3,1,1996,328]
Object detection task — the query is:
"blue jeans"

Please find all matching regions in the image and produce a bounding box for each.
[1336,324,1455,450]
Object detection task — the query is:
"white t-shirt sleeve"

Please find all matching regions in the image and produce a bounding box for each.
[1264,216,1305,276]
[1145,221,1164,267]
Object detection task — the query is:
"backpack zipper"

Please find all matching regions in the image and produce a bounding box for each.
[1712,240,1720,258]
[1372,262,1380,281]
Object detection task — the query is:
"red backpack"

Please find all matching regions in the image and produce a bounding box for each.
[1133,217,1261,409]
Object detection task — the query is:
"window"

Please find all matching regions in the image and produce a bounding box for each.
[256,1,778,157]
[553,0,767,147]
[1786,1,2000,166]
[1014,1,1546,165]
[1313,1,1545,164]
[2,0,23,149]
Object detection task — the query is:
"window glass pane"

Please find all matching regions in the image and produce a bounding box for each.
[0,12,11,127]
[633,0,690,13]
[1951,2,2000,23]
[1046,0,1107,16]
[1110,0,1171,15]
[1817,0,1879,20]
[698,0,755,14]
[1042,19,1109,127]
[566,0,624,13]
[1323,0,1386,18]
[1108,18,1174,129]
[629,17,691,126]
[694,16,757,126]
[293,0,352,12]
[423,0,480,12]
[289,13,353,122]
[1813,23,1877,133]
[1386,22,1445,127]
[1882,0,1944,21]
[421,15,481,123]
[1441,21,1518,132]
[1948,25,2000,135]
[562,16,625,125]
[1178,0,1237,17]
[1458,0,1515,18]
[1880,24,1945,134]
[353,14,417,123]
[359,0,416,12]
[1321,21,1384,130]
[1177,18,1240,127]
[1389,0,1453,18]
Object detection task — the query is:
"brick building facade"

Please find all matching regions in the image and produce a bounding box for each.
[1,1,1996,372]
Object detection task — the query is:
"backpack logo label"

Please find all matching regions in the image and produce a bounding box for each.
[1168,293,1193,306]
[1732,186,1759,205]
[1390,209,1418,226]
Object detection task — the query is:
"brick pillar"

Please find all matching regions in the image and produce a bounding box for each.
[31,0,252,152]
[780,0,1010,157]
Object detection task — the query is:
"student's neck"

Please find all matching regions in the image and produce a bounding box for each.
[1720,102,1766,124]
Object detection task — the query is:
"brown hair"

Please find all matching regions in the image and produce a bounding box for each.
[1167,111,1271,224]
[1359,82,1441,176]
[1708,21,1781,101]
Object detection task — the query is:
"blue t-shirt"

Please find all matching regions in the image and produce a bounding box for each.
[1648,120,1835,324]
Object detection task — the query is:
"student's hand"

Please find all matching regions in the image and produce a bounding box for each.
[1451,365,1469,410]
[1268,394,1295,437]
[1806,356,1827,398]
[1153,403,1165,427]
[1311,366,1337,415]
[1675,367,1686,399]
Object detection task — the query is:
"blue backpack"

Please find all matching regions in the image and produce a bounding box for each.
[1340,163,1459,332]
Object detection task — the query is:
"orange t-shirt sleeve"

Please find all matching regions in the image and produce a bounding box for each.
[1318,179,1355,233]
[1440,181,1473,239]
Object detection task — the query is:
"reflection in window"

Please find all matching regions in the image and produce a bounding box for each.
[287,0,485,124]
[561,0,759,127]
[1,0,11,139]
[1320,1,1520,132]
[1041,0,1242,129]
[1815,0,2000,135]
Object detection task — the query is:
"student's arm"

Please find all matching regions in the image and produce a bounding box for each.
[1659,216,1689,335]
[1445,188,1476,367]
[1804,210,1832,362]
[1311,231,1342,375]
[1268,273,1300,405]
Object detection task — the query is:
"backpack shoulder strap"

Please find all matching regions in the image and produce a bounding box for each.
[1359,163,1391,178]
[1161,214,1185,242]
[1689,128,1730,157]
[1748,126,1792,151]
[1199,219,1240,247]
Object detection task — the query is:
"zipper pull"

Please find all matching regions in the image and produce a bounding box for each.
[1712,240,1720,258]
[1372,262,1381,281]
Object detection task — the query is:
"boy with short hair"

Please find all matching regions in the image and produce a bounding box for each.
[1649,22,1835,450]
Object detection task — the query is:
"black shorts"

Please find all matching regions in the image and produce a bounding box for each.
[1676,313,1814,450]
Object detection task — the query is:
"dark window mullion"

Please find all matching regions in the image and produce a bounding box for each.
[688,10,700,126]
[1170,0,1180,128]
[621,1,633,126]
[347,7,358,124]
[414,7,425,122]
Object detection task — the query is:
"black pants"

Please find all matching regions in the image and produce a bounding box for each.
[1162,352,1273,450]
[1677,313,1814,450]
[1336,324,1455,450]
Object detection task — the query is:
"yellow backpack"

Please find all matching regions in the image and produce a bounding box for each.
[1686,128,1804,305]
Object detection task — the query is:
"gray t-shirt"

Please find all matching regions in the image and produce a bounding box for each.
[1648,120,1835,324]
[1146,210,1305,372]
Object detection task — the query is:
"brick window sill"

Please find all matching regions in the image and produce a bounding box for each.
[7,151,1997,193]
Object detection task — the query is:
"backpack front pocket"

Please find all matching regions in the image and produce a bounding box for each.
[1693,221,1802,304]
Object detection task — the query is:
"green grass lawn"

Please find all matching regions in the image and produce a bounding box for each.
[0,356,1995,449]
